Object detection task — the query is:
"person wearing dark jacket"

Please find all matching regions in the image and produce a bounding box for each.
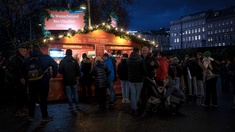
[127,47,147,115]
[9,45,28,117]
[91,56,110,110]
[59,49,81,112]
[80,53,92,101]
[117,53,130,103]
[22,45,58,122]
[140,46,158,110]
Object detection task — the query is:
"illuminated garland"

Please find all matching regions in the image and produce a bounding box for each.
[43,23,156,47]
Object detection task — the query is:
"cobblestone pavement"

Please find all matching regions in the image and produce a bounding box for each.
[1,78,235,132]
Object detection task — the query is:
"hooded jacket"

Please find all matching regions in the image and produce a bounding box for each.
[59,55,80,86]
[80,57,92,78]
[127,52,147,83]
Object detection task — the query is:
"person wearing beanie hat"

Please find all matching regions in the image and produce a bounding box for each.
[203,51,211,58]
[201,50,218,108]
[65,49,72,56]
[59,49,81,112]
[82,53,87,59]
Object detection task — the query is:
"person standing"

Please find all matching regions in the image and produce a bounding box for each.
[117,53,130,103]
[127,47,147,115]
[59,49,81,112]
[9,44,28,117]
[140,46,158,110]
[80,53,92,102]
[22,44,58,122]
[0,52,6,102]
[202,51,218,107]
[91,56,110,110]
[103,53,116,105]
[155,51,169,82]
[196,52,205,98]
[231,56,235,109]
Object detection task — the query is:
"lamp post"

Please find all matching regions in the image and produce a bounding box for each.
[88,0,91,28]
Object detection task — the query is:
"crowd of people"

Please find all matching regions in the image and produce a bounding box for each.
[1,44,235,122]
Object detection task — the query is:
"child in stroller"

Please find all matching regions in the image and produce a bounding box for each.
[145,76,186,115]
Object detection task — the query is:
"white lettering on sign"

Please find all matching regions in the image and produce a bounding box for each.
[53,14,80,18]
[63,45,83,48]
[108,46,133,50]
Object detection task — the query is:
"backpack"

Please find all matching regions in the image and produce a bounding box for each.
[209,60,220,74]
[27,56,46,81]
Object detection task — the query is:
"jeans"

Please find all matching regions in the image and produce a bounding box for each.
[121,80,129,99]
[187,75,197,96]
[197,80,204,96]
[65,84,79,107]
[108,79,115,103]
[129,82,143,110]
[174,77,180,90]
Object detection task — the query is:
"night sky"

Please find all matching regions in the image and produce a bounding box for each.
[128,0,235,31]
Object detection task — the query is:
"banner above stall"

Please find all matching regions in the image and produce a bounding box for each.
[48,30,139,46]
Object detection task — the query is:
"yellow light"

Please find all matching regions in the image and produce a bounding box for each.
[49,37,54,40]
[115,28,118,30]
[102,23,105,25]
[121,29,123,32]
[58,35,63,38]
[43,39,46,42]
[107,25,111,29]
[89,26,93,30]
[138,35,141,38]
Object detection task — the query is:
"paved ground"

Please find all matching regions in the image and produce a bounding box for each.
[1,77,235,132]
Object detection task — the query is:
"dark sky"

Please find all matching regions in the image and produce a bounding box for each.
[128,0,235,31]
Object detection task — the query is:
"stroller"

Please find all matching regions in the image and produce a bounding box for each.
[145,77,186,114]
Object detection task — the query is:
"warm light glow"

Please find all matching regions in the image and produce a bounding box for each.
[49,37,54,40]
[58,35,63,38]
[138,35,141,38]
[107,25,111,29]
[121,29,123,31]
[102,23,105,25]
[115,28,118,30]
[89,26,93,30]
[43,39,47,42]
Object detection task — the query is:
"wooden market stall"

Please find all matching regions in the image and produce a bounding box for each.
[42,28,151,101]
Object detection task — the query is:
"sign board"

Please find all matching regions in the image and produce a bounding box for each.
[44,10,85,30]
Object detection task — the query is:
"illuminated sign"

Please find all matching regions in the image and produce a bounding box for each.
[44,10,85,30]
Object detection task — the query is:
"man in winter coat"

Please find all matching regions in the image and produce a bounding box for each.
[80,53,92,101]
[59,49,81,112]
[103,53,116,105]
[127,47,147,115]
[140,46,158,110]
[22,45,58,122]
[117,53,130,103]
[9,44,28,117]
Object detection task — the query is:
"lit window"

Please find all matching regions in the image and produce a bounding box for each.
[192,29,194,34]
[192,36,194,41]
[198,35,201,40]
[202,27,205,32]
[174,39,176,43]
[215,30,217,34]
[189,36,191,41]
[195,28,197,33]
[177,38,179,43]
[188,30,191,34]
[198,28,201,32]
[195,36,198,40]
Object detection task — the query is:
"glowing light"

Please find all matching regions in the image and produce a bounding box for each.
[102,23,105,25]
[43,39,47,42]
[49,37,54,40]
[58,35,63,38]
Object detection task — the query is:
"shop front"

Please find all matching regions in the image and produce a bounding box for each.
[43,29,147,101]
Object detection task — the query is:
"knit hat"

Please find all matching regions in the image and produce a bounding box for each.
[82,53,87,58]
[65,49,72,56]
[122,53,128,58]
[103,53,109,57]
[203,51,211,57]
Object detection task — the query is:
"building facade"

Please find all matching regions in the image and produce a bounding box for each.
[170,6,235,50]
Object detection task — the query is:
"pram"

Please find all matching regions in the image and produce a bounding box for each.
[145,77,186,114]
